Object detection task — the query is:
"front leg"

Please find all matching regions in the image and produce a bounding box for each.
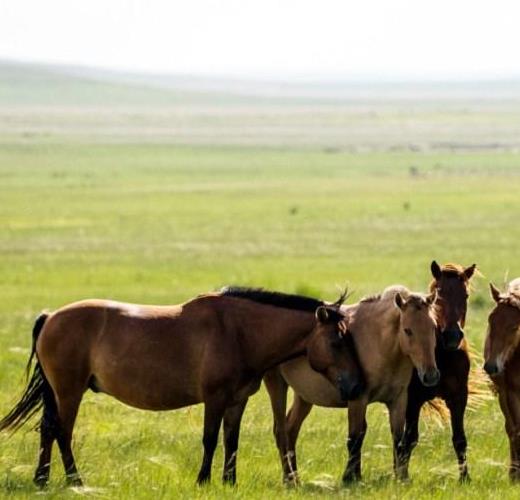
[197,397,227,485]
[342,398,368,484]
[505,389,520,482]
[388,393,408,481]
[445,388,470,482]
[222,398,248,485]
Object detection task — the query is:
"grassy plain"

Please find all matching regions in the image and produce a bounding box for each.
[1,61,520,498]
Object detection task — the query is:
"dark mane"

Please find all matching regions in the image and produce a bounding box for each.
[219,286,324,313]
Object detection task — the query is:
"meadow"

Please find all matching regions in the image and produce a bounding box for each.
[1,61,520,498]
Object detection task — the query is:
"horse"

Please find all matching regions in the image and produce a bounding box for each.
[264,285,438,484]
[0,287,364,488]
[400,261,476,482]
[484,279,520,481]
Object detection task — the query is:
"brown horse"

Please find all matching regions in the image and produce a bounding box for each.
[264,285,438,484]
[484,279,520,481]
[400,261,476,482]
[0,287,363,488]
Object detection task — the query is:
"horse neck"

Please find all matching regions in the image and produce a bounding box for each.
[352,300,406,367]
[231,301,317,370]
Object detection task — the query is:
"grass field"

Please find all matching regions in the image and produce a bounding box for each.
[1,61,520,498]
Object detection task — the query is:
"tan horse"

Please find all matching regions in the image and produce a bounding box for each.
[484,279,520,481]
[264,286,438,484]
[0,287,363,488]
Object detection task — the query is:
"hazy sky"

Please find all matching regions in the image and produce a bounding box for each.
[1,0,520,80]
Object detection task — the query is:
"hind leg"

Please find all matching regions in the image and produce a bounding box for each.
[33,385,58,488]
[54,392,84,486]
[286,395,313,480]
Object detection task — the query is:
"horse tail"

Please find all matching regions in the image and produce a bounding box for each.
[466,341,494,409]
[0,313,49,433]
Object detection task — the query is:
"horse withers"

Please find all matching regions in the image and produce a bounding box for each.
[0,287,363,488]
[484,279,520,481]
[265,285,438,484]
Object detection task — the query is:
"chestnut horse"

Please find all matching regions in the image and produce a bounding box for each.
[484,279,520,481]
[264,286,438,484]
[0,287,363,488]
[400,261,476,482]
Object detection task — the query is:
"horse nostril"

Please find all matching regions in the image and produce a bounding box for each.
[442,330,463,351]
[484,361,498,376]
[421,368,440,387]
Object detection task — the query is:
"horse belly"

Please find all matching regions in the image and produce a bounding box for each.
[91,339,203,411]
[92,364,201,411]
[280,357,346,408]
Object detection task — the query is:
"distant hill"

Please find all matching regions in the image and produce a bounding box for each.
[2,59,520,107]
[1,60,519,150]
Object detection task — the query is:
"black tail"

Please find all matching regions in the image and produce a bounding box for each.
[0,313,49,433]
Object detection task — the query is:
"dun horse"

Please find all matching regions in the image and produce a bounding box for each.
[264,286,438,483]
[0,287,363,487]
[484,279,520,481]
[401,261,476,482]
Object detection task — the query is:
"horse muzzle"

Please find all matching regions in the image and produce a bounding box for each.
[440,328,463,351]
[419,367,441,387]
[337,374,364,401]
[483,360,500,376]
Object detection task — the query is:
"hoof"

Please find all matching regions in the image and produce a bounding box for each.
[459,473,471,484]
[66,474,83,487]
[197,475,211,486]
[33,475,49,489]
[283,472,300,488]
[342,471,361,485]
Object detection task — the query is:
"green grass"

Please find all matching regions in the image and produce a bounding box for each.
[1,141,520,498]
[2,61,520,498]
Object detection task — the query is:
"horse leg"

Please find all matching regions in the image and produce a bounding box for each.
[33,382,59,488]
[498,388,517,480]
[342,399,367,484]
[197,397,227,485]
[505,389,520,482]
[222,398,248,485]
[400,395,424,473]
[264,369,296,485]
[445,388,470,482]
[53,391,84,486]
[286,395,313,481]
[388,394,408,481]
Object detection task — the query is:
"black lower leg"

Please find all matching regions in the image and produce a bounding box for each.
[197,400,226,485]
[222,399,248,485]
[447,395,470,482]
[343,421,367,484]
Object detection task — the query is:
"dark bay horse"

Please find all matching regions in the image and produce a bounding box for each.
[401,261,476,482]
[484,279,520,481]
[264,286,438,484]
[0,287,363,488]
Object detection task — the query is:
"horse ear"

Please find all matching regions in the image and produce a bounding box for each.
[431,261,442,280]
[464,264,476,280]
[490,283,501,303]
[426,290,437,306]
[394,292,406,310]
[315,306,329,323]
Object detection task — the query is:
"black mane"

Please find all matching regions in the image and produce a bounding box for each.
[220,286,324,313]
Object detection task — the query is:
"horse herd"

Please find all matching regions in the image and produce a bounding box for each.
[1,261,519,488]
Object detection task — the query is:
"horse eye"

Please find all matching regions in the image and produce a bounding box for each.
[404,328,413,337]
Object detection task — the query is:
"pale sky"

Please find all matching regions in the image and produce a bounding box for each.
[1,0,520,80]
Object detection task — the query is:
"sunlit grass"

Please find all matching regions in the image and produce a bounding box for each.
[1,143,520,497]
